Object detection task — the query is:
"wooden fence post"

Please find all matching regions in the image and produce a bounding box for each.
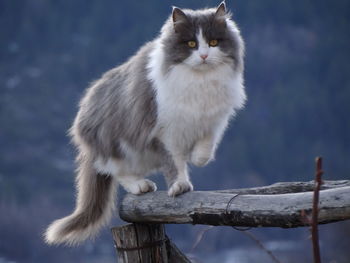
[111,223,191,263]
[111,223,168,263]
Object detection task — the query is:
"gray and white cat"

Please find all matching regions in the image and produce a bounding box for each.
[45,2,246,246]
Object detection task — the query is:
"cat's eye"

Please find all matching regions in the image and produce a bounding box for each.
[187,41,197,48]
[209,39,218,47]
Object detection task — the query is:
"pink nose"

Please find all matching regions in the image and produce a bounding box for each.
[200,54,208,60]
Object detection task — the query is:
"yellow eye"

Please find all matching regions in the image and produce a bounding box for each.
[187,41,197,48]
[209,39,218,47]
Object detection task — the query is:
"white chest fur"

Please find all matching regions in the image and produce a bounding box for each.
[156,64,243,116]
[147,42,246,150]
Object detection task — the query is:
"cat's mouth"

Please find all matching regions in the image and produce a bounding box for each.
[183,57,217,71]
[194,60,214,71]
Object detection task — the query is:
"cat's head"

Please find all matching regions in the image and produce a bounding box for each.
[161,2,244,72]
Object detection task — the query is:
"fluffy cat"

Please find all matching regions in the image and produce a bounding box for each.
[45,2,246,246]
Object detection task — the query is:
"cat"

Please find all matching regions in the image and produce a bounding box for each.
[44,1,246,246]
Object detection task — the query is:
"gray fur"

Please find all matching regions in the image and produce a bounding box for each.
[63,156,114,233]
[45,2,245,246]
[44,152,117,245]
[70,41,158,159]
[45,42,161,246]
[162,4,244,72]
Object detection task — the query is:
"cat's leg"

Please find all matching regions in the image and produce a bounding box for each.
[95,157,156,195]
[168,156,193,196]
[161,148,193,197]
[117,175,157,195]
[191,116,231,167]
[167,156,193,197]
[190,135,216,167]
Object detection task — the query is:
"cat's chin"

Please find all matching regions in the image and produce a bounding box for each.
[188,62,217,72]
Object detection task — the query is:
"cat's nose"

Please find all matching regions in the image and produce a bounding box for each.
[200,54,208,60]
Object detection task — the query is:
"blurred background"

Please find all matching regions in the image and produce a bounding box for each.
[1,0,350,262]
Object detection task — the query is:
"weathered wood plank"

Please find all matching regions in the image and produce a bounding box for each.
[111,223,168,263]
[119,183,350,228]
[216,180,350,194]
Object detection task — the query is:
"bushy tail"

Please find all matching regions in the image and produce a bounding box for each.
[44,154,116,246]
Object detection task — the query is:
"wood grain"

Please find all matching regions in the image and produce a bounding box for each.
[119,180,350,228]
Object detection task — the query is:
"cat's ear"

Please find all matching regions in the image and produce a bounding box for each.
[172,7,189,32]
[215,1,227,18]
[214,2,228,27]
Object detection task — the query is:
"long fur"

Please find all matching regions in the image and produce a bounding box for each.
[45,2,246,246]
[45,152,116,245]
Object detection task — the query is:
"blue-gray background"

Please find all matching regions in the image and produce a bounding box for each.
[1,0,349,262]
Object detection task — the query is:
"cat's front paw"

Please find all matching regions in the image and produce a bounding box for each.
[168,180,193,197]
[190,149,214,167]
[190,139,215,167]
[125,179,157,195]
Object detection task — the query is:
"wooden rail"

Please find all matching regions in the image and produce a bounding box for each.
[119,180,350,227]
[112,180,350,262]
